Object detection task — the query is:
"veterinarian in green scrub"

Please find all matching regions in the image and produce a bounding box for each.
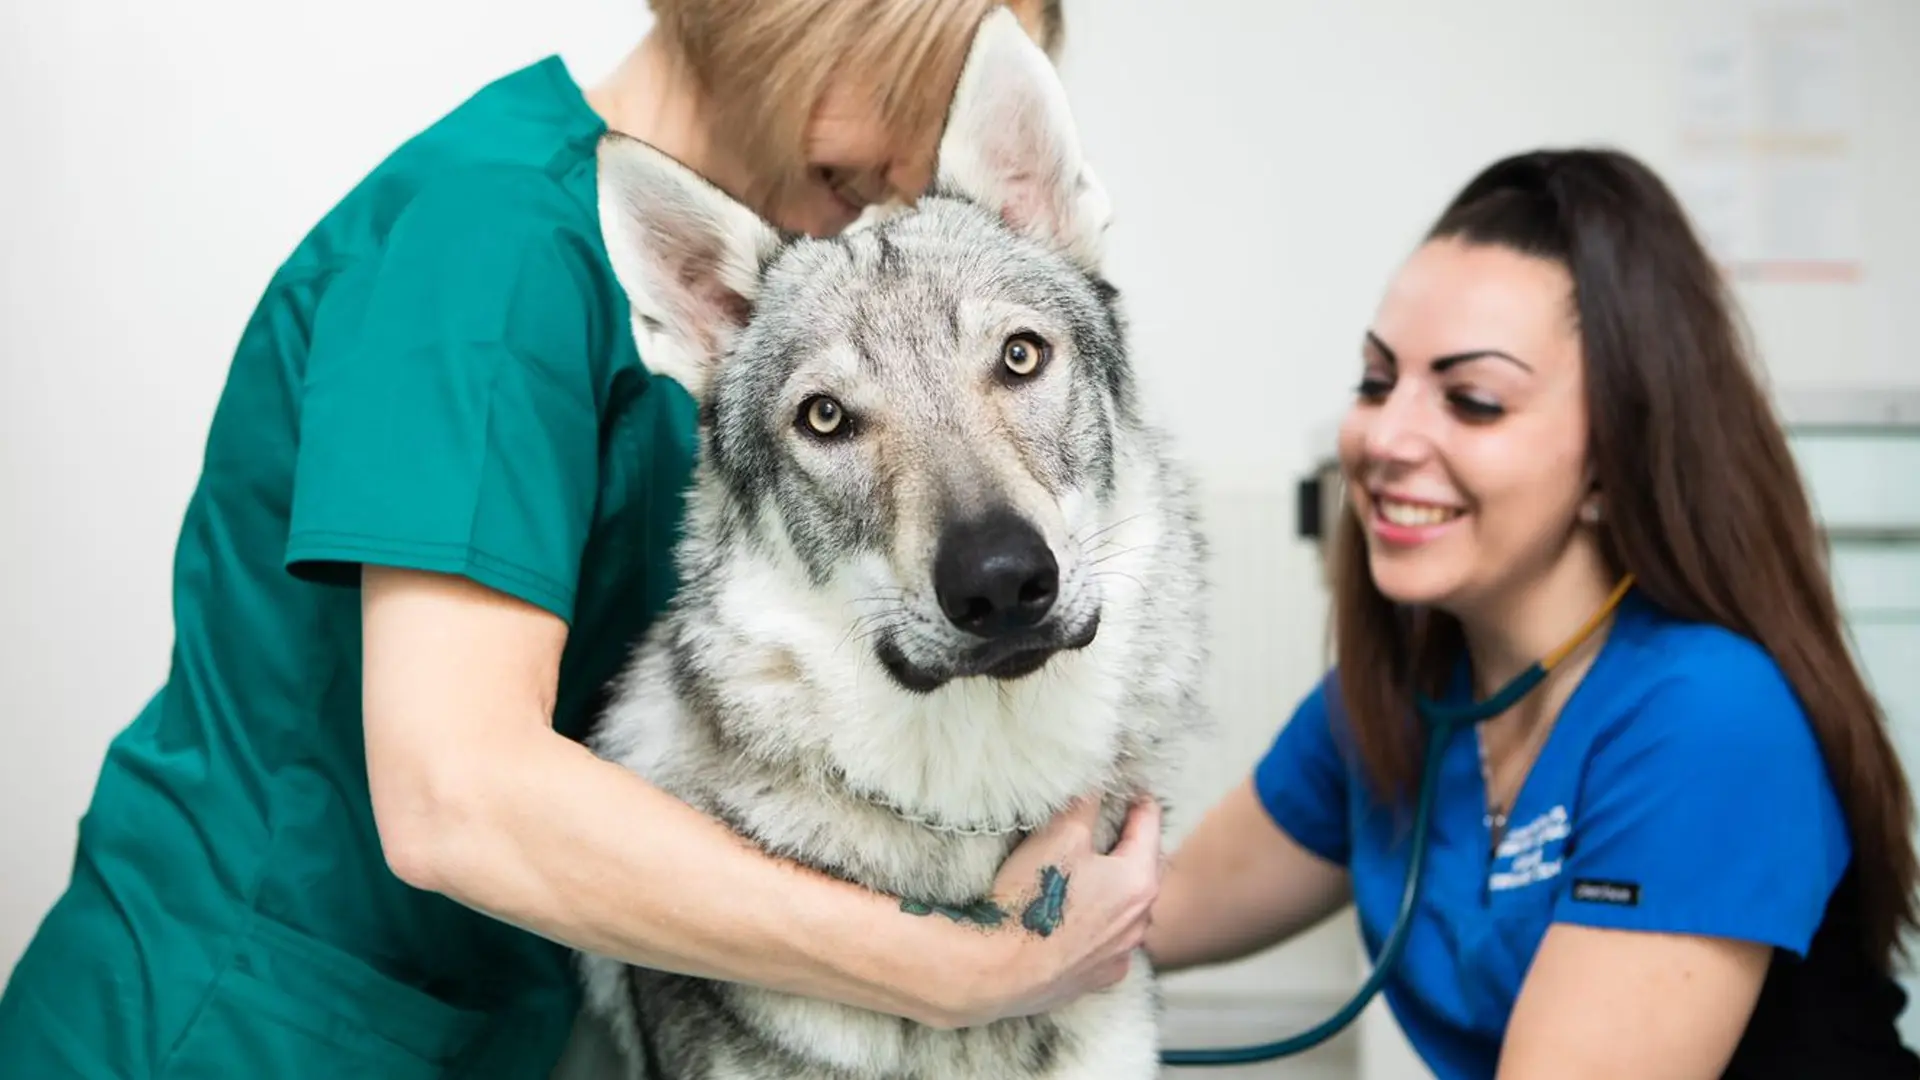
[1144,148,1920,1078]
[0,3,1169,1077]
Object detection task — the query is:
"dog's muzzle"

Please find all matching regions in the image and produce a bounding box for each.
[875,509,1099,693]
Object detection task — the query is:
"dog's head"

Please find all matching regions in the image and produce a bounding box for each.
[598,7,1132,694]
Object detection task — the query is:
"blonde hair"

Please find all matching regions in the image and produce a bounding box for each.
[647,0,1064,205]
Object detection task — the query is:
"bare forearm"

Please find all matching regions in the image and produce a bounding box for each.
[1146,860,1347,973]
[1144,782,1350,973]
[394,726,987,1025]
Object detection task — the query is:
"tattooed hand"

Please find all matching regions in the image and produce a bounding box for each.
[957,795,1164,1024]
[898,865,1069,935]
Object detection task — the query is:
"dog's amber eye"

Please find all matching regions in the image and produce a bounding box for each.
[1002,333,1048,378]
[800,395,847,437]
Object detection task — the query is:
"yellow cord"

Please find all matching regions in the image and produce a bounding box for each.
[1541,574,1637,672]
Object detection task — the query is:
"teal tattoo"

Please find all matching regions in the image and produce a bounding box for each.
[1019,865,1070,938]
[898,864,1069,936]
[899,896,1008,928]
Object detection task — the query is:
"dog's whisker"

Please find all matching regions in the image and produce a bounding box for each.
[853,617,908,639]
[1075,513,1145,547]
[837,606,907,646]
[847,592,909,609]
[842,619,899,647]
[839,613,914,654]
[852,618,914,647]
[1077,533,1144,563]
[1076,513,1138,539]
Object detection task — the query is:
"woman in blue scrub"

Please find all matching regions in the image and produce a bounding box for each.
[1147,147,1920,1079]
[0,3,1169,1078]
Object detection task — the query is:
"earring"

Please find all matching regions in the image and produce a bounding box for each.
[1578,497,1603,525]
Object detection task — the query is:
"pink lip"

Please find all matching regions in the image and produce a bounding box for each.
[1370,514,1460,547]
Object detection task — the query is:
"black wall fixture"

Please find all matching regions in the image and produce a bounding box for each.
[1296,475,1323,540]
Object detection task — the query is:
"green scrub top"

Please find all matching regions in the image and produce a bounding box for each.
[0,57,696,1078]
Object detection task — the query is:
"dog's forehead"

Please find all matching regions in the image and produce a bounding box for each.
[765,200,1057,327]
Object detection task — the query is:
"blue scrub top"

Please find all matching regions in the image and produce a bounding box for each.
[1254,589,1852,1079]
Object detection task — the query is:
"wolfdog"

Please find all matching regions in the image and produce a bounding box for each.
[574,8,1210,1078]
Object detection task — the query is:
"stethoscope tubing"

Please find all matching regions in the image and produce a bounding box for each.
[1159,576,1633,1067]
[1158,716,1458,1066]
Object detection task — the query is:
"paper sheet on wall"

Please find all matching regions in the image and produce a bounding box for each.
[1672,0,1864,283]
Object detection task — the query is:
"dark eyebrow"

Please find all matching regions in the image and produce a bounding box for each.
[1365,331,1533,373]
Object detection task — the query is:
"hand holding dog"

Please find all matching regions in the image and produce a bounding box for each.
[959,795,1165,1026]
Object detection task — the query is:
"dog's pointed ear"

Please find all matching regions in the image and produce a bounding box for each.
[596,133,781,400]
[934,6,1110,271]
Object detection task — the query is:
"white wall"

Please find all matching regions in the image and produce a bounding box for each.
[3,1,1917,1072]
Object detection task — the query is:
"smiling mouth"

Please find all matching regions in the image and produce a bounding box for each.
[1374,495,1466,527]
[875,618,1100,695]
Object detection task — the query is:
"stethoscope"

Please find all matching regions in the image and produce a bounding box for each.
[1159,574,1636,1068]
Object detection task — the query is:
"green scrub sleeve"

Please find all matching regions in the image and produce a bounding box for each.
[284,166,611,624]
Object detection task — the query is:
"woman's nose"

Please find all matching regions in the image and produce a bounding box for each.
[1361,384,1437,466]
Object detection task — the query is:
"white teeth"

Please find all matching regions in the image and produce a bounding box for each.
[1378,499,1463,527]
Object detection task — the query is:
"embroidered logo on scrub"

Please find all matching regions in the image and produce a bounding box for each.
[1488,805,1571,893]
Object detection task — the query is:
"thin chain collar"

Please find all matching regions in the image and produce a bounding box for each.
[836,779,1052,838]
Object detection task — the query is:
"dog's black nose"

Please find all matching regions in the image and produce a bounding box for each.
[933,511,1059,638]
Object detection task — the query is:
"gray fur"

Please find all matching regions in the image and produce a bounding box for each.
[576,9,1210,1078]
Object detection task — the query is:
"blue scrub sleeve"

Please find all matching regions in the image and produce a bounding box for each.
[284,166,612,623]
[1252,675,1353,866]
[1551,648,1851,956]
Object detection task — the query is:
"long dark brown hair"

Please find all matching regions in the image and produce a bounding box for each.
[1331,146,1917,968]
